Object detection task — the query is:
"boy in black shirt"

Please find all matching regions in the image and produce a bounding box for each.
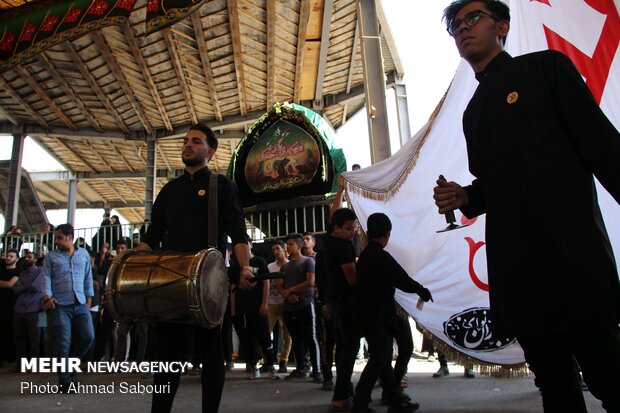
[322,208,359,412]
[230,242,276,379]
[352,213,432,413]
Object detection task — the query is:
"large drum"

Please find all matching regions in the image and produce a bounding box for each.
[105,249,228,329]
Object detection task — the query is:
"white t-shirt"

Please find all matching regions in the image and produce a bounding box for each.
[267,261,285,305]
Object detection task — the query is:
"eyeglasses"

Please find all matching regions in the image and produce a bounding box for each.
[447,9,498,37]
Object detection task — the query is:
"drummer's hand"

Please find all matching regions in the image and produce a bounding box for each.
[238,269,254,290]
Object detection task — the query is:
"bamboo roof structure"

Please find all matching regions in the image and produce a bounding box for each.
[0,0,404,223]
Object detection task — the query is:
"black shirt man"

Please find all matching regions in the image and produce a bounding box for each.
[434,1,620,411]
[138,123,253,413]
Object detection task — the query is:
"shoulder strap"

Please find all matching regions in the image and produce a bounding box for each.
[208,171,218,249]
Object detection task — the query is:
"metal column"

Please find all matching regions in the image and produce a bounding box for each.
[145,134,157,221]
[357,0,391,163]
[66,176,77,225]
[394,74,411,146]
[4,133,24,231]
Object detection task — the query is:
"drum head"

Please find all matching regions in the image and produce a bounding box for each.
[196,248,228,329]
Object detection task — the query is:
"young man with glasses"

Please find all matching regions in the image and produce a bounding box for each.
[433,1,620,412]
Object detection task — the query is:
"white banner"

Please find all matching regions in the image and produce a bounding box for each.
[343,0,620,368]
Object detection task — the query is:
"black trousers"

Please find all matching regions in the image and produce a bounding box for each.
[390,316,413,385]
[517,306,620,413]
[232,312,274,367]
[353,318,401,410]
[331,302,358,401]
[93,307,115,361]
[317,304,336,381]
[221,300,233,363]
[283,304,321,373]
[151,323,224,413]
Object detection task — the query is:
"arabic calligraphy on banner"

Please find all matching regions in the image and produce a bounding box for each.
[244,120,320,193]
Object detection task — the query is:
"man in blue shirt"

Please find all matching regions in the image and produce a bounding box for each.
[42,223,95,392]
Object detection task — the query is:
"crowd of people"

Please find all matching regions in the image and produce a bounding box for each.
[0,221,143,369]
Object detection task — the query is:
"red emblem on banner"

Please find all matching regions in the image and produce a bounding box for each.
[39,15,60,32]
[465,237,489,292]
[117,0,137,12]
[89,0,110,16]
[539,0,620,104]
[65,7,84,24]
[147,0,160,12]
[19,23,37,42]
[0,32,16,52]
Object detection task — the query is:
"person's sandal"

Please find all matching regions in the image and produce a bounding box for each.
[328,399,351,412]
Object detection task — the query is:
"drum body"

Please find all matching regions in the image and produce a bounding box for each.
[105,249,228,329]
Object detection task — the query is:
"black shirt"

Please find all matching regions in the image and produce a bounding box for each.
[230,255,268,314]
[322,235,356,307]
[354,241,424,328]
[460,50,620,336]
[0,265,19,308]
[143,167,249,253]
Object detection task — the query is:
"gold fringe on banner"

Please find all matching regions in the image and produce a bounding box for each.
[341,85,451,201]
[417,324,530,378]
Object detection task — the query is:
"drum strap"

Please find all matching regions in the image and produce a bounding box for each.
[208,171,218,249]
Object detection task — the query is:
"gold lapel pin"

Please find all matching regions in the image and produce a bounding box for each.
[198,189,206,196]
[507,91,519,104]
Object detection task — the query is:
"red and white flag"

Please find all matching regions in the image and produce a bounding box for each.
[342,0,620,370]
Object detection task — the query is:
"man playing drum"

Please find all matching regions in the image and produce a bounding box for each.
[136,123,253,413]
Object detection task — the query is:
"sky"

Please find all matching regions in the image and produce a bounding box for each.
[0,0,462,231]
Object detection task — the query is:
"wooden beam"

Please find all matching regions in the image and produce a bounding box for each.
[43,200,144,210]
[375,0,404,75]
[13,65,77,130]
[227,0,248,116]
[191,12,223,121]
[83,140,114,172]
[156,143,172,172]
[104,180,127,204]
[0,75,49,128]
[52,137,97,172]
[36,52,102,132]
[313,0,334,108]
[78,180,107,204]
[36,181,65,203]
[293,0,311,103]
[132,141,146,164]
[92,31,153,134]
[0,103,18,125]
[162,29,198,125]
[122,21,173,131]
[106,140,135,172]
[29,169,181,181]
[64,41,131,135]
[266,0,277,107]
[346,18,360,94]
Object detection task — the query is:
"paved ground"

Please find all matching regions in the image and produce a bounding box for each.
[0,358,605,413]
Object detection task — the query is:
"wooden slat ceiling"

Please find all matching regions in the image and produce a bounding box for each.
[0,0,401,223]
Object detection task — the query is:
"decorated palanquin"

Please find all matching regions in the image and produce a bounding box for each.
[227,102,346,238]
